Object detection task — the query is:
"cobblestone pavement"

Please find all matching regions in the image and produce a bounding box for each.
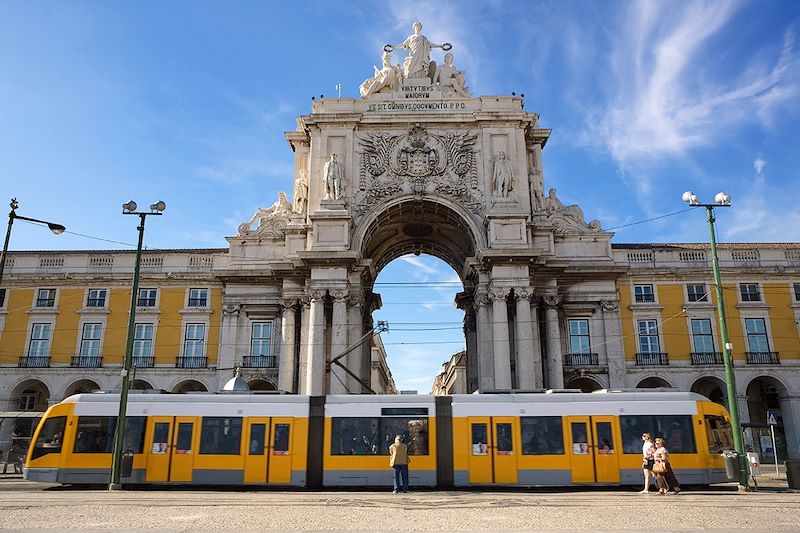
[1,479,798,531]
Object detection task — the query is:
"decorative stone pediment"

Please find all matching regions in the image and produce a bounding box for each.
[355,123,482,221]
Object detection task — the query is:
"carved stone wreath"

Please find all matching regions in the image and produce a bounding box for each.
[355,123,483,221]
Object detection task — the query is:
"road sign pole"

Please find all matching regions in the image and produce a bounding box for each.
[770,423,779,477]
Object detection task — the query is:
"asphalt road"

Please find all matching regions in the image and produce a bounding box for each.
[1,479,798,531]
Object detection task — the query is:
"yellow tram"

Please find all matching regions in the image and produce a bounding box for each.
[25,390,735,487]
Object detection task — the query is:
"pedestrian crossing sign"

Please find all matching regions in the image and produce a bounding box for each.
[766,410,782,426]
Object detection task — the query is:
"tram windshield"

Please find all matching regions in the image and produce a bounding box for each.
[704,415,734,453]
[30,416,66,460]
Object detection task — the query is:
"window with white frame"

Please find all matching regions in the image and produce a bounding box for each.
[251,322,272,357]
[28,323,52,356]
[634,284,655,303]
[637,320,661,353]
[35,288,56,308]
[188,288,208,307]
[744,318,770,352]
[86,289,107,308]
[568,319,591,353]
[137,288,157,307]
[19,389,38,411]
[687,283,708,302]
[793,282,800,302]
[133,323,154,356]
[690,319,715,352]
[79,323,103,356]
[183,323,206,356]
[740,283,761,302]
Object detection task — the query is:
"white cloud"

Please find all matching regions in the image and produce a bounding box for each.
[580,3,799,205]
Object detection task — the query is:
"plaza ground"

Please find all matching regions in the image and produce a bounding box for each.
[0,474,797,531]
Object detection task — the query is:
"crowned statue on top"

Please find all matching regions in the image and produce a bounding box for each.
[359,21,471,98]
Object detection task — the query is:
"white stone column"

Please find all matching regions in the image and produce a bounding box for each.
[600,300,625,388]
[474,292,493,391]
[514,288,536,389]
[329,289,349,394]
[277,299,297,393]
[490,287,512,390]
[530,306,543,388]
[347,293,365,393]
[464,312,478,393]
[218,304,242,390]
[305,289,326,396]
[297,295,310,393]
[543,295,564,389]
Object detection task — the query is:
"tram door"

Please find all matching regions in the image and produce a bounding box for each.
[145,416,197,483]
[145,417,173,482]
[566,416,620,483]
[169,417,196,482]
[244,417,293,484]
[467,417,518,484]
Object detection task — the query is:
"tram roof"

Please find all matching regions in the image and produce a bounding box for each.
[451,391,708,403]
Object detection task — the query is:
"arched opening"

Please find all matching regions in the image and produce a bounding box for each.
[690,376,726,405]
[565,376,603,393]
[248,379,276,391]
[359,199,477,394]
[10,379,50,412]
[745,375,789,463]
[172,380,208,393]
[64,379,102,398]
[636,377,673,389]
[130,379,154,391]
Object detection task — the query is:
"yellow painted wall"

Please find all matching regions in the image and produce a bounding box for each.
[50,288,82,364]
[103,287,132,365]
[617,283,636,361]
[657,284,692,361]
[0,289,34,365]
[155,287,183,363]
[206,288,223,363]
[765,283,799,360]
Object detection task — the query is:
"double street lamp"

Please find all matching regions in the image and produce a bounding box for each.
[682,190,748,489]
[1,198,66,290]
[109,200,166,491]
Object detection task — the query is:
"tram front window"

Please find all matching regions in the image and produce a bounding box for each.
[705,415,734,453]
[31,416,66,460]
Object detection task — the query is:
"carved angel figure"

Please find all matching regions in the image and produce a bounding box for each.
[434,53,470,97]
[492,152,513,197]
[359,51,401,98]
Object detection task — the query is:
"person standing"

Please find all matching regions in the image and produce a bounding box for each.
[389,435,410,494]
[639,433,655,493]
[653,437,682,494]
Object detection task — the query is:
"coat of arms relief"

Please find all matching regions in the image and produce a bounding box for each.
[354,123,483,222]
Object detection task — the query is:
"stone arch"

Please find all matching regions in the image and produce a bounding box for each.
[745,374,789,425]
[690,375,726,405]
[636,376,674,389]
[354,196,484,276]
[171,379,208,393]
[130,379,154,391]
[565,376,604,392]
[9,379,51,411]
[63,379,102,398]
[247,379,277,391]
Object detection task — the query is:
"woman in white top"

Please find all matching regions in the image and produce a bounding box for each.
[653,437,682,494]
[640,433,655,493]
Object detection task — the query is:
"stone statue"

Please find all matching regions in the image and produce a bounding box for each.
[239,192,292,235]
[545,188,588,224]
[387,21,448,79]
[359,51,401,97]
[323,153,344,200]
[492,152,513,197]
[293,170,308,214]
[434,53,470,97]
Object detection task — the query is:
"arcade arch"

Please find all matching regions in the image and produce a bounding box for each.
[565,376,604,393]
[172,379,208,393]
[10,379,50,411]
[63,379,101,398]
[636,377,673,389]
[690,376,726,405]
[247,379,276,391]
[130,379,154,391]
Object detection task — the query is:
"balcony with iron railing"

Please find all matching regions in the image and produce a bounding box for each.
[690,352,723,365]
[746,352,780,365]
[176,356,208,369]
[564,353,599,366]
[242,355,277,368]
[18,356,50,368]
[635,352,669,366]
[71,355,102,368]
[132,355,155,368]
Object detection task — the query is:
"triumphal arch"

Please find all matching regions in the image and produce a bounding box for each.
[218,22,625,395]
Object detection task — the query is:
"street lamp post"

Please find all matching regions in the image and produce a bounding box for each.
[682,190,748,489]
[109,200,165,491]
[0,198,66,291]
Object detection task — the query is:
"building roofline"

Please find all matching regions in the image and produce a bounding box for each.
[612,242,800,250]
[5,248,228,255]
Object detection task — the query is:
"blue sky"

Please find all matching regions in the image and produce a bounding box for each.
[2,1,799,391]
